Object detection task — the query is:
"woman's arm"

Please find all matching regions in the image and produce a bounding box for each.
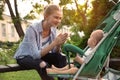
[54,33,68,53]
[55,45,61,53]
[41,33,68,57]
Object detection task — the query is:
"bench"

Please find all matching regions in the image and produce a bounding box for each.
[0,64,32,73]
[0,58,120,73]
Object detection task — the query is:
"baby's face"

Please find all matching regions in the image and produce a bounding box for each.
[87,30,103,48]
[87,36,96,48]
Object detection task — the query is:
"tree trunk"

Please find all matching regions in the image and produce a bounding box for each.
[0,0,5,19]
[5,0,24,38]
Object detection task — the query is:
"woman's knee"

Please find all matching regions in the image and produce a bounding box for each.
[39,61,47,68]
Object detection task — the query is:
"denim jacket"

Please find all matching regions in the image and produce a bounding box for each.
[14,21,57,59]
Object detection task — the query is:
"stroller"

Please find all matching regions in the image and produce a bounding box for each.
[103,68,120,80]
[47,1,120,80]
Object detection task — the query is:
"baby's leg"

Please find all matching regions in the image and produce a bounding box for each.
[47,67,78,74]
[74,54,84,64]
[51,64,74,71]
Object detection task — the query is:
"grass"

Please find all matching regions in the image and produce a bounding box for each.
[0,70,58,80]
[0,70,41,80]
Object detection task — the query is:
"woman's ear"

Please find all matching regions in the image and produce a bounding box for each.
[44,14,48,20]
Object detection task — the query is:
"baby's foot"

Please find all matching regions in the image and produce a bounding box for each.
[51,65,57,69]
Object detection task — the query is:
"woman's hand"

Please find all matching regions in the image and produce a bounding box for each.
[54,33,68,46]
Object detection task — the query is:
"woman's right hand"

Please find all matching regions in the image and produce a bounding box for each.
[54,33,68,46]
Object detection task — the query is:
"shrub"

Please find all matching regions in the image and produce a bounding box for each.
[0,41,20,65]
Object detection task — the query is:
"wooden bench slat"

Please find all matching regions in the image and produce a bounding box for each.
[0,64,31,73]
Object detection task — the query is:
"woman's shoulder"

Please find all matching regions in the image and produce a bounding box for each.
[30,21,41,28]
[27,21,42,32]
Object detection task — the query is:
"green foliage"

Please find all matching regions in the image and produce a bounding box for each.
[62,8,82,27]
[61,0,114,49]
[24,13,36,20]
[0,41,20,65]
[24,3,44,20]
[44,0,50,4]
[88,0,114,32]
[32,3,44,14]
[68,26,84,46]
[59,0,73,6]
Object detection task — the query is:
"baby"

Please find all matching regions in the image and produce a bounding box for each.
[47,29,104,74]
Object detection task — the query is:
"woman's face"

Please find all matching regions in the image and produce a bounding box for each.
[45,11,63,27]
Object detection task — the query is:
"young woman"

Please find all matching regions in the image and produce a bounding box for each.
[14,4,68,80]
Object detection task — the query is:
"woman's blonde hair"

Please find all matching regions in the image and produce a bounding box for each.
[44,4,62,16]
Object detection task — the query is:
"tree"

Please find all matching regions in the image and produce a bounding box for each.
[0,0,4,19]
[74,0,88,29]
[24,2,44,20]
[5,0,24,38]
[88,0,114,32]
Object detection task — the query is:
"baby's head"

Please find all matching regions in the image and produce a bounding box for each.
[87,29,104,48]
